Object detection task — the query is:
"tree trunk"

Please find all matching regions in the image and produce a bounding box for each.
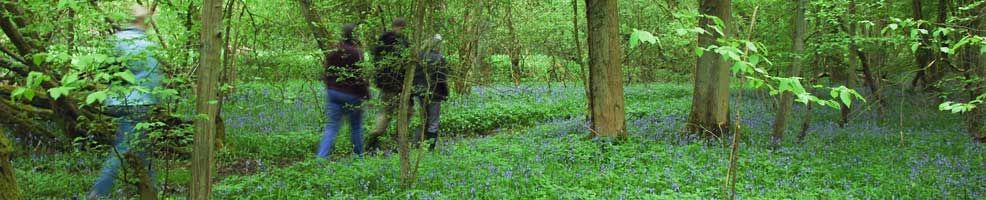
[297,0,332,53]
[190,0,224,198]
[397,0,429,189]
[126,152,157,200]
[585,0,625,138]
[966,51,984,141]
[0,128,22,200]
[572,0,591,124]
[506,2,523,86]
[771,0,807,145]
[911,0,939,91]
[847,0,884,118]
[687,0,732,137]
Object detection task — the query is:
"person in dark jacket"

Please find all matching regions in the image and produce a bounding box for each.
[318,23,370,158]
[413,34,449,151]
[366,18,411,151]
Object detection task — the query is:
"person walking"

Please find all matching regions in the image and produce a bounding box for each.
[317,24,371,158]
[413,34,450,151]
[88,5,163,199]
[366,18,410,151]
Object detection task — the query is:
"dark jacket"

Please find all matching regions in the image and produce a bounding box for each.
[414,50,449,101]
[372,31,409,92]
[323,41,370,99]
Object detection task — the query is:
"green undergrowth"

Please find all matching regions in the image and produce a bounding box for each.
[14,82,984,199]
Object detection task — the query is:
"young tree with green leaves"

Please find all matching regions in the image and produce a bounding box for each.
[771,0,808,146]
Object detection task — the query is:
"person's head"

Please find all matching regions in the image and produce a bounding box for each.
[391,18,406,33]
[424,34,443,52]
[130,5,152,29]
[340,23,357,44]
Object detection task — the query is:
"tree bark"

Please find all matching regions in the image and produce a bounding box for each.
[771,0,807,145]
[0,127,22,200]
[190,0,224,198]
[297,0,332,53]
[397,0,429,189]
[847,0,884,118]
[911,0,939,91]
[969,6,986,142]
[506,3,523,86]
[126,152,157,200]
[572,0,591,124]
[688,0,732,137]
[585,0,625,138]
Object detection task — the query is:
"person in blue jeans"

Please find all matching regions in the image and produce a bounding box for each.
[89,5,163,199]
[318,24,371,158]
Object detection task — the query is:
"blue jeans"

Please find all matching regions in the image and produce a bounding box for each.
[318,89,366,158]
[90,106,156,198]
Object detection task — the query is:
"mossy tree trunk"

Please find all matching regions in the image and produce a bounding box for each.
[585,0,626,138]
[0,128,22,200]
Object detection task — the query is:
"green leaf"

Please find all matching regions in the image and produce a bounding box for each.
[629,29,657,49]
[695,47,705,57]
[32,53,46,66]
[911,43,921,53]
[731,62,746,75]
[61,72,80,86]
[953,37,971,51]
[745,41,758,53]
[48,87,75,100]
[11,87,30,101]
[26,71,49,88]
[939,102,952,112]
[86,90,109,105]
[115,71,137,84]
[840,89,852,108]
[749,55,761,67]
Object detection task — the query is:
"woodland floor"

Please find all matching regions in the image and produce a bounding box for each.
[13,82,986,199]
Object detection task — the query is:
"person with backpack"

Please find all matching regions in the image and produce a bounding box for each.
[317,24,370,158]
[366,18,410,151]
[413,34,450,151]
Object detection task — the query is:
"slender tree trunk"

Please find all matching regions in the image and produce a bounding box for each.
[127,152,157,200]
[572,0,591,124]
[190,0,224,198]
[215,0,245,150]
[297,0,332,53]
[969,8,986,142]
[771,0,807,146]
[688,0,732,137]
[397,0,428,189]
[911,0,938,91]
[585,0,625,138]
[796,98,813,144]
[506,2,523,86]
[847,0,884,118]
[0,128,22,200]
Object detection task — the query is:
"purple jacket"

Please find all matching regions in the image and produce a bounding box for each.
[323,41,370,99]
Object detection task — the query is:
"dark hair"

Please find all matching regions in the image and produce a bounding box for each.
[340,23,357,44]
[392,18,406,28]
